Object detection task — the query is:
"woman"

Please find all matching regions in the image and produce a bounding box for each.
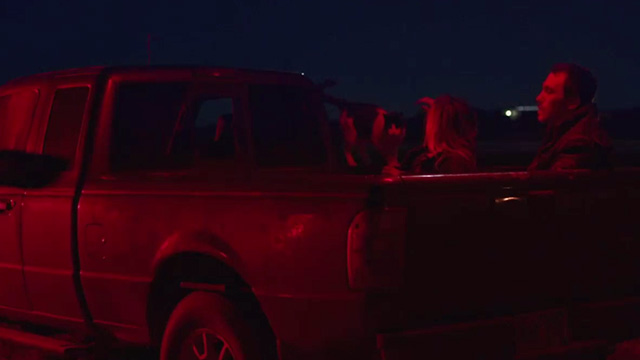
[382,95,478,175]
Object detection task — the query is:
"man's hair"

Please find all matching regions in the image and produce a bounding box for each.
[550,63,598,105]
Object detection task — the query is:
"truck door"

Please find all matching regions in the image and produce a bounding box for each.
[21,83,91,320]
[0,88,39,310]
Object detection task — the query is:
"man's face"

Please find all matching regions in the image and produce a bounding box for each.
[536,72,571,123]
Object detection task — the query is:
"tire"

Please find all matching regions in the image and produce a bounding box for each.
[160,291,272,360]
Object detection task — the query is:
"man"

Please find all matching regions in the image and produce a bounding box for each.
[528,63,612,171]
[339,103,405,173]
[338,103,380,167]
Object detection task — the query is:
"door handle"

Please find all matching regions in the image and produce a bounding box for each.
[0,199,16,214]
[495,196,527,205]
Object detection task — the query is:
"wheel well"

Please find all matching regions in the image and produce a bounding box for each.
[147,252,277,356]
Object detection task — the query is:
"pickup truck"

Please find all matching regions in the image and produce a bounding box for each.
[0,66,639,360]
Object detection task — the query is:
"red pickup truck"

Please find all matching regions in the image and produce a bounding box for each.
[0,66,639,360]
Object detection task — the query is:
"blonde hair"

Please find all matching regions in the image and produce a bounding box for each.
[424,95,478,164]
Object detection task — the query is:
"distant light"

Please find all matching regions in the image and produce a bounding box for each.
[505,110,512,117]
[301,72,305,76]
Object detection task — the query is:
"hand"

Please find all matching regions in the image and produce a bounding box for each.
[339,109,358,152]
[371,109,405,164]
[417,96,434,111]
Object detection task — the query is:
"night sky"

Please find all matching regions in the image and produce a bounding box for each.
[1,0,639,113]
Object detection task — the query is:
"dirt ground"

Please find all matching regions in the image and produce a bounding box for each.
[2,339,640,359]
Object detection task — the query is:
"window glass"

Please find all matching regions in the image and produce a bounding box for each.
[110,82,237,172]
[193,98,235,159]
[43,87,90,166]
[0,89,40,151]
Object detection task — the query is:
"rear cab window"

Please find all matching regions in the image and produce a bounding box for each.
[109,81,241,175]
[107,79,329,176]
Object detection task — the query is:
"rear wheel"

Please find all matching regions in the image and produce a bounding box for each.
[160,291,270,360]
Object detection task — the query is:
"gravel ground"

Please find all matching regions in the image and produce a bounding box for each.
[2,339,640,359]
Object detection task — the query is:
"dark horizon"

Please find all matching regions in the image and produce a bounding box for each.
[2,1,639,114]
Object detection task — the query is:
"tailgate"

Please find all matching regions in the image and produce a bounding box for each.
[364,172,640,355]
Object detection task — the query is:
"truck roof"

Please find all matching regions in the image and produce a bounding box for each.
[1,65,315,88]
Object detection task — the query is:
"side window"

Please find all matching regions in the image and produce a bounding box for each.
[0,89,40,151]
[249,85,327,167]
[43,87,90,167]
[111,82,187,172]
[193,98,235,159]
[110,82,237,173]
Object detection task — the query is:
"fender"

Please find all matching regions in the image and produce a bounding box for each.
[150,230,247,282]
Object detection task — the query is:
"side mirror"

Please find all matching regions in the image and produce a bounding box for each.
[0,150,68,188]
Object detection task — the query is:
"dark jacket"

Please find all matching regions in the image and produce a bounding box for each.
[528,104,612,171]
[398,146,477,174]
[347,142,476,176]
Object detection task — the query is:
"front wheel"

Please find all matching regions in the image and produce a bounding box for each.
[160,291,271,360]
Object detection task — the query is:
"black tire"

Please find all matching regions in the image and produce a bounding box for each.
[160,291,271,360]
